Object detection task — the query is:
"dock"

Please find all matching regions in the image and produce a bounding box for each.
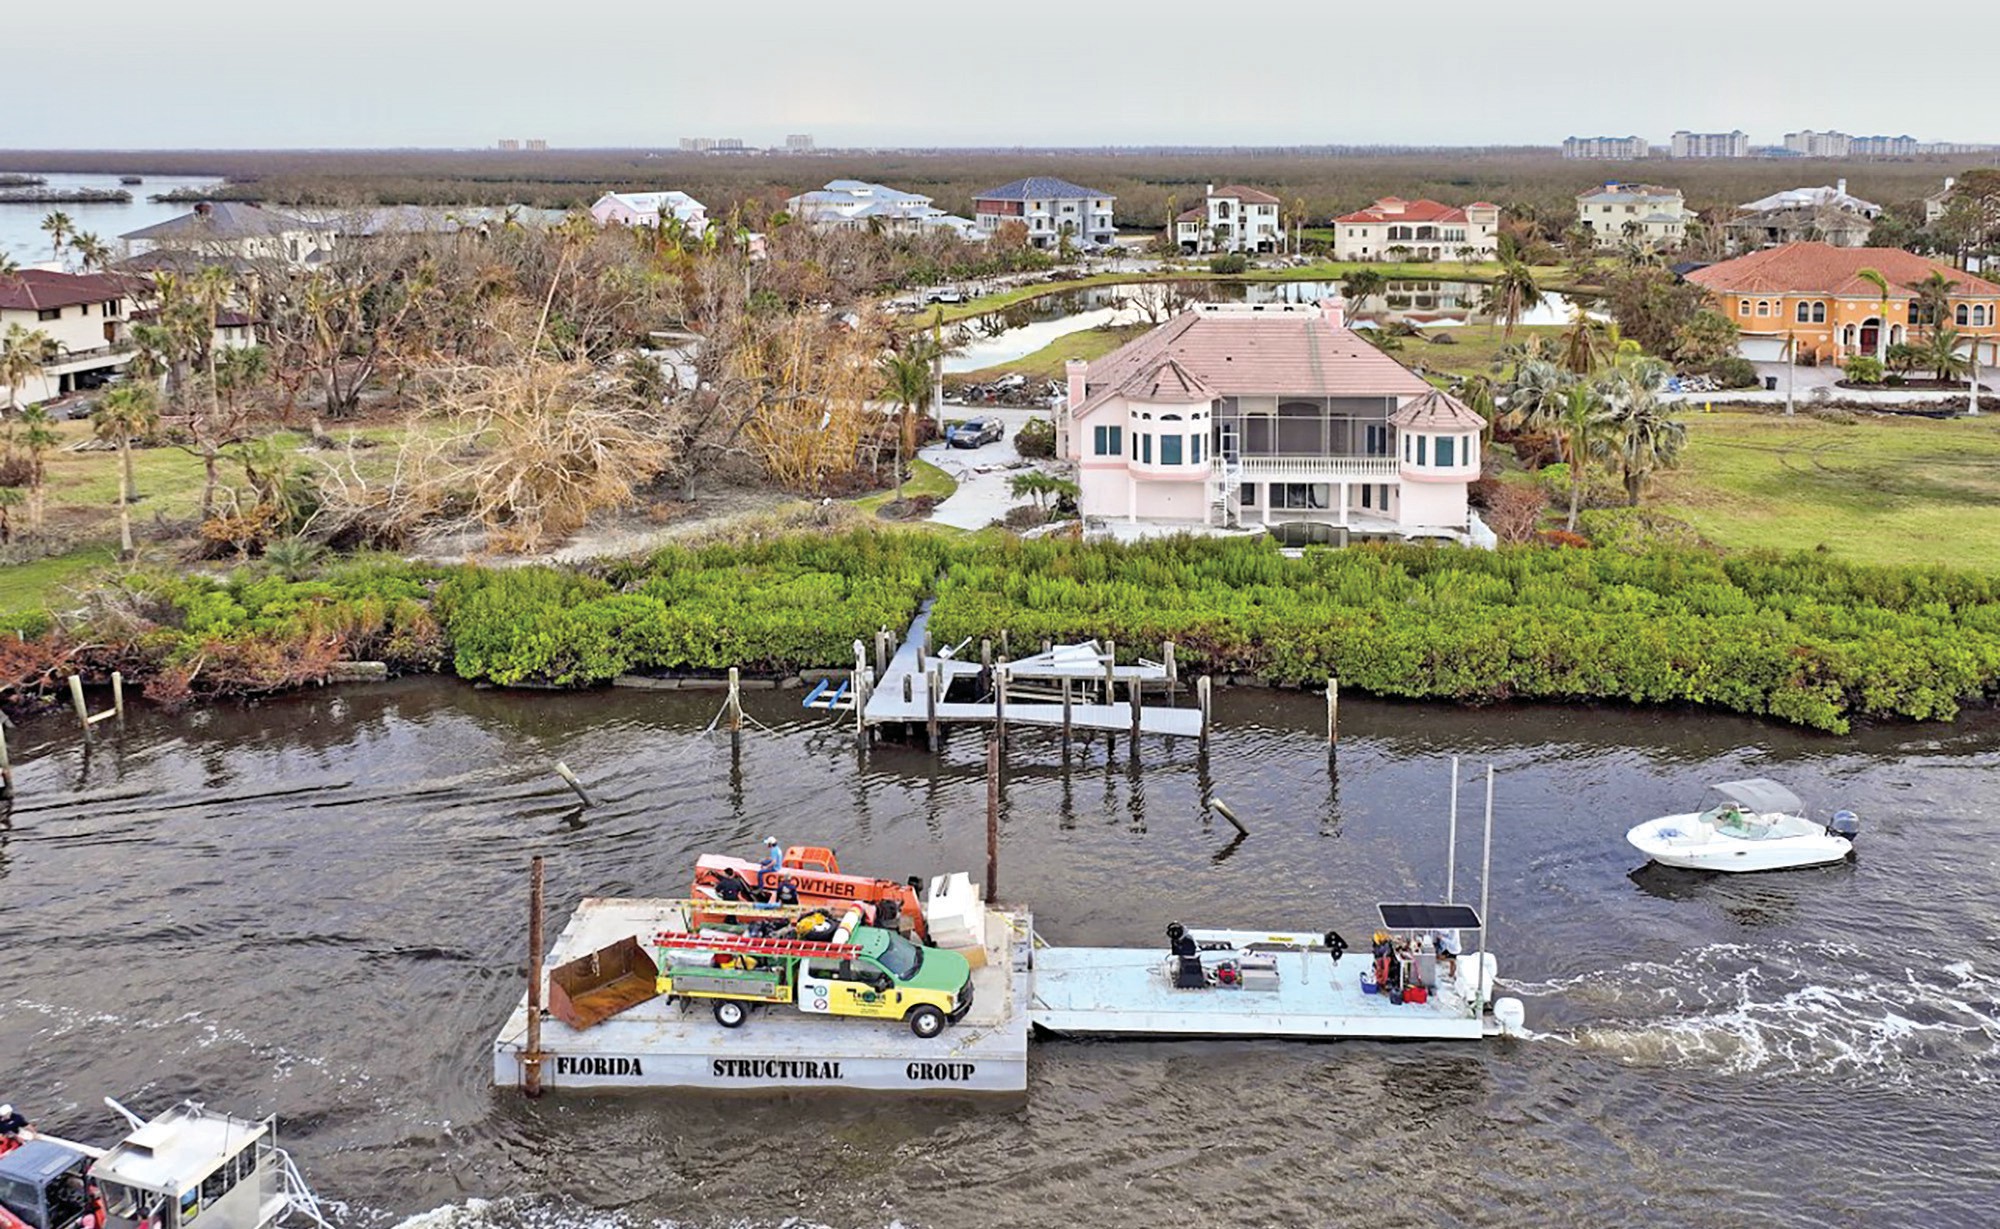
[492,898,1034,1093]
[854,604,1207,741]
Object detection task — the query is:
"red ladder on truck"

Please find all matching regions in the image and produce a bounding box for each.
[655,932,861,960]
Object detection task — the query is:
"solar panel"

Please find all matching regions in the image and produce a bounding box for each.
[1377,902,1482,931]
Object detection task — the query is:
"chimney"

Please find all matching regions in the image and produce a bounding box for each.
[1319,297,1347,329]
[1065,358,1089,410]
[1205,183,1214,198]
[1837,178,1847,195]
[1946,176,1957,191]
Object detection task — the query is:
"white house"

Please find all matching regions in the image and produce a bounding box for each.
[0,270,143,405]
[1174,184,1284,255]
[1574,183,1693,249]
[588,190,709,235]
[783,180,979,239]
[1060,300,1485,540]
[972,177,1116,249]
[1331,198,1500,262]
[1726,180,1881,250]
[120,202,335,269]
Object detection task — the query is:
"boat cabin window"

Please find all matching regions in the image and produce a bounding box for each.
[45,1173,93,1229]
[1,1175,44,1228]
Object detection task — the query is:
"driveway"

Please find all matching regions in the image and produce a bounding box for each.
[921,406,1058,530]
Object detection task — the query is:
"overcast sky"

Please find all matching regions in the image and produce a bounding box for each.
[12,1,1998,149]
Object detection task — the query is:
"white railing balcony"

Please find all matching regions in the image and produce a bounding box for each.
[1217,456,1400,482]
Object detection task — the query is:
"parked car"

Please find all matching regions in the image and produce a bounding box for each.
[947,417,1004,448]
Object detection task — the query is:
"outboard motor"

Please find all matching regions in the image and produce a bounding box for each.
[1827,809,1861,844]
[1167,921,1205,989]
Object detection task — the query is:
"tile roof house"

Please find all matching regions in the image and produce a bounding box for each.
[1685,243,2000,367]
[1727,180,1881,251]
[1574,183,1693,249]
[1332,198,1501,262]
[1061,300,1484,539]
[120,202,335,268]
[0,270,148,406]
[1174,184,1285,255]
[783,180,979,240]
[973,177,1116,250]
[588,190,709,235]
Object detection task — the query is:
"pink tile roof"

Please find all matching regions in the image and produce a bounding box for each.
[1118,357,1217,403]
[1213,184,1281,205]
[0,270,145,312]
[1685,243,2000,298]
[1390,388,1486,431]
[1076,305,1432,418]
[1335,198,1471,225]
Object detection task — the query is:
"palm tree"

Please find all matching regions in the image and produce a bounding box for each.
[878,349,933,499]
[1557,306,1610,375]
[188,264,237,517]
[1920,325,1973,382]
[1553,382,1613,532]
[93,383,159,558]
[1909,270,1959,332]
[17,404,59,531]
[1598,361,1686,506]
[1,324,55,414]
[0,251,18,277]
[1499,357,1573,437]
[1340,268,1387,309]
[69,231,112,272]
[40,210,74,264]
[1854,267,1892,361]
[1482,261,1544,339]
[0,486,20,545]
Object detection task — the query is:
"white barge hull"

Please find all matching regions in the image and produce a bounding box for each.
[1029,944,1489,1041]
[492,898,1031,1093]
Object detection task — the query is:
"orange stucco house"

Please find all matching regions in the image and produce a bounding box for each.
[1686,243,2000,368]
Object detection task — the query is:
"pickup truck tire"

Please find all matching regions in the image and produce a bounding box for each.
[907,1004,946,1038]
[713,1000,748,1029]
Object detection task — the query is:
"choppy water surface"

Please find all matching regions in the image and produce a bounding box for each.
[2,682,1997,1228]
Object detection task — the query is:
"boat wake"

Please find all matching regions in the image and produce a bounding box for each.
[383,1197,894,1229]
[1507,941,2000,1081]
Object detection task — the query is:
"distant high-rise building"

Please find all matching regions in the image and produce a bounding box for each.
[785,134,815,152]
[715,138,746,152]
[1563,135,1649,160]
[1783,130,1852,158]
[525,139,548,152]
[679,137,716,153]
[1850,134,1919,157]
[1670,130,1751,159]
[497,139,521,151]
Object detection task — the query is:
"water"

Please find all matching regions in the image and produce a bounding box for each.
[946,280,1600,373]
[0,172,222,266]
[2,680,1998,1228]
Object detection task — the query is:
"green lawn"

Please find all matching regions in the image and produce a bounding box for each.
[1651,411,2000,570]
[950,323,1152,384]
[0,544,118,616]
[1390,324,1567,385]
[852,458,959,514]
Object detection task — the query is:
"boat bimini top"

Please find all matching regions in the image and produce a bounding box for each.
[1708,778,1804,816]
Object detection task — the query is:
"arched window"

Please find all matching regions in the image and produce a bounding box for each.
[1739,299,1752,316]
[1812,302,1826,324]
[1756,301,1771,317]
[1977,305,1991,327]
[1957,304,1970,325]
[1796,302,1811,323]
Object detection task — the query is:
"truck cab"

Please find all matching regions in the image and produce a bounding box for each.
[796,926,973,1038]
[0,1141,102,1229]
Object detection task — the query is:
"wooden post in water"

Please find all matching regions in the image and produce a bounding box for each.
[1196,675,1212,749]
[554,761,593,807]
[1326,677,1340,749]
[1128,678,1142,744]
[994,662,1009,748]
[1162,642,1177,689]
[1060,678,1074,758]
[68,676,91,737]
[725,668,744,732]
[111,672,126,723]
[1103,640,1117,704]
[855,667,872,745]
[524,854,545,1098]
[925,666,941,752]
[985,730,1001,903]
[0,719,14,800]
[875,630,890,678]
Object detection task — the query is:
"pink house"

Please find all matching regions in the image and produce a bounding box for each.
[1060,301,1485,539]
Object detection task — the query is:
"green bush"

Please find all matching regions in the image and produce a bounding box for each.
[1208,254,1248,274]
[1710,356,1759,389]
[1844,356,1885,385]
[1014,417,1056,459]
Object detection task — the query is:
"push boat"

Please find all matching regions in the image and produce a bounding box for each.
[0,1099,329,1229]
[1626,778,1859,873]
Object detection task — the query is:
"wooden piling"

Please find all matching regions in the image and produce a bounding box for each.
[985,731,1001,903]
[68,676,90,736]
[994,661,1009,742]
[554,761,593,807]
[1326,677,1340,748]
[874,630,890,678]
[903,673,914,703]
[525,854,546,1098]
[1,719,14,799]
[925,666,941,752]
[1163,642,1177,688]
[1060,679,1073,756]
[1103,639,1117,703]
[981,638,992,669]
[1196,675,1212,748]
[855,667,871,743]
[1128,679,1142,742]
[112,672,126,722]
[725,667,744,732]
[1211,796,1249,836]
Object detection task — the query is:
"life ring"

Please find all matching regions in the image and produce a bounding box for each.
[1323,929,1347,960]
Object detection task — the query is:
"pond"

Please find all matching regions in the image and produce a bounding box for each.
[946,279,1602,373]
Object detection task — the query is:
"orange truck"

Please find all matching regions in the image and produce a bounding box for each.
[691,845,929,941]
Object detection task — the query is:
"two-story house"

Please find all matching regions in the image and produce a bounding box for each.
[1060,300,1485,540]
[1331,198,1501,262]
[120,202,336,269]
[1174,184,1284,255]
[587,190,709,236]
[783,180,979,239]
[1574,183,1693,249]
[1725,181,1881,251]
[973,177,1116,249]
[0,270,144,405]
[1686,242,2000,368]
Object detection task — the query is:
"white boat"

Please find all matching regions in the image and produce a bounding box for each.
[1627,778,1859,873]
